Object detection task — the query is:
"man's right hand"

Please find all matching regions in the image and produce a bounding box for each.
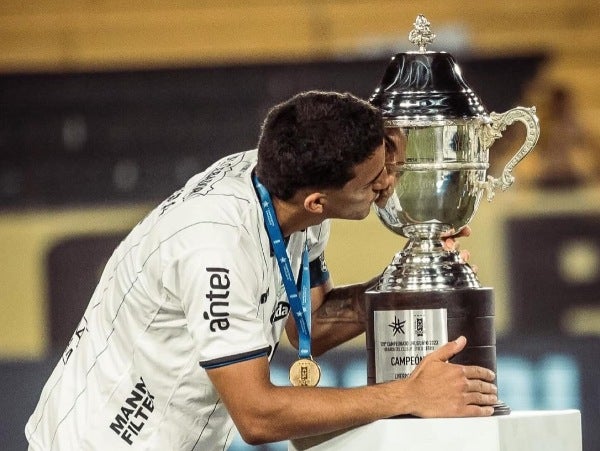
[402,336,498,418]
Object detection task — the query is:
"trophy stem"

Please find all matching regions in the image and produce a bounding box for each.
[377,233,481,291]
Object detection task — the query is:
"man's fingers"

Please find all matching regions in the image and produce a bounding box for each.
[427,338,496,384]
[458,226,472,238]
[460,405,495,417]
[464,391,498,407]
[466,379,497,394]
[440,225,471,239]
[430,336,467,362]
[441,225,472,251]
[463,365,496,383]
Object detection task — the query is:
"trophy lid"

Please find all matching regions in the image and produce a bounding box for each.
[369,15,488,120]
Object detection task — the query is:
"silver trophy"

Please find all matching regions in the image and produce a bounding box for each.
[365,15,540,415]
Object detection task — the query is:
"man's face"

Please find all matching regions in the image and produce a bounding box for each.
[321,142,389,220]
[374,127,407,208]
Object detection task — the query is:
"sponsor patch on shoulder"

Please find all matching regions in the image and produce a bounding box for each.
[270,302,290,323]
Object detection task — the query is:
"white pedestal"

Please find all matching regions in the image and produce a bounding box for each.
[289,410,582,451]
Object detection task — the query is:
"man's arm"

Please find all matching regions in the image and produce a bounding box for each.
[285,276,375,356]
[206,336,497,445]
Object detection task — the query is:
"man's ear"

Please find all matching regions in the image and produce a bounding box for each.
[304,192,326,214]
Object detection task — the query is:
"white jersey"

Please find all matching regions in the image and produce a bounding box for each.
[25,150,330,450]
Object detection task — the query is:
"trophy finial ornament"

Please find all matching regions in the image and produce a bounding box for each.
[408,14,436,52]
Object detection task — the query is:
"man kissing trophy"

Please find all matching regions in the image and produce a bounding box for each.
[366,15,540,415]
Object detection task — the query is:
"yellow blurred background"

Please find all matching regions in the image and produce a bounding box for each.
[1,0,599,130]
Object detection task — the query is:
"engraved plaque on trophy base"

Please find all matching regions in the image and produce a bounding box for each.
[365,288,510,416]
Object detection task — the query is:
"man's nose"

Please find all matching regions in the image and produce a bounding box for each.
[372,167,392,191]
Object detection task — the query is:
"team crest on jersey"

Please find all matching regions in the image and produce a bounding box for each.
[260,288,269,304]
[270,301,290,323]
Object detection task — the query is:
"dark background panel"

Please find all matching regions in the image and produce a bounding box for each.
[507,214,600,334]
[46,233,126,348]
[0,54,545,207]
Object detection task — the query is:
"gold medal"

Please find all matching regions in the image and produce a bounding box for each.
[289,358,321,387]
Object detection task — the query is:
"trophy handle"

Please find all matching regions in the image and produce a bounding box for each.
[480,106,540,201]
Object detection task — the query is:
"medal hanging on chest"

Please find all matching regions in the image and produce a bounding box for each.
[289,357,321,387]
[253,175,320,387]
[287,246,321,387]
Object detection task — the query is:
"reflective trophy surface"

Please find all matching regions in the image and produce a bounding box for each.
[365,15,540,415]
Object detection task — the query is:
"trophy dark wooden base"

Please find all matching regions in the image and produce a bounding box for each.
[365,288,510,416]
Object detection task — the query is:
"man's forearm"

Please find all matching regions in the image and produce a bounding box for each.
[310,275,380,355]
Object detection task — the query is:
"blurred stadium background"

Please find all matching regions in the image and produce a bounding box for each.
[1,1,599,450]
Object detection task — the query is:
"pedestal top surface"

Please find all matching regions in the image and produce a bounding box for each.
[289,410,582,451]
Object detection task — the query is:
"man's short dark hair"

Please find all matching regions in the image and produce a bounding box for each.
[255,91,384,200]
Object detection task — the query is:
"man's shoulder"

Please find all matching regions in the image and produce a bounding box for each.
[183,150,257,200]
[154,150,258,218]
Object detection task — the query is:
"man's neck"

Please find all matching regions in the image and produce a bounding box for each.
[272,195,320,237]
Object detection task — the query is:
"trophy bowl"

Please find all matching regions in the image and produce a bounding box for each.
[364,15,540,415]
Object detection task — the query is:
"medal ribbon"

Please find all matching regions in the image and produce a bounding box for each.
[253,175,312,359]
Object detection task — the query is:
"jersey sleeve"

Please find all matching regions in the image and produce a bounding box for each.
[161,231,270,369]
[306,220,331,287]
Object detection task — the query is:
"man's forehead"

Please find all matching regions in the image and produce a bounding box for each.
[351,143,386,185]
